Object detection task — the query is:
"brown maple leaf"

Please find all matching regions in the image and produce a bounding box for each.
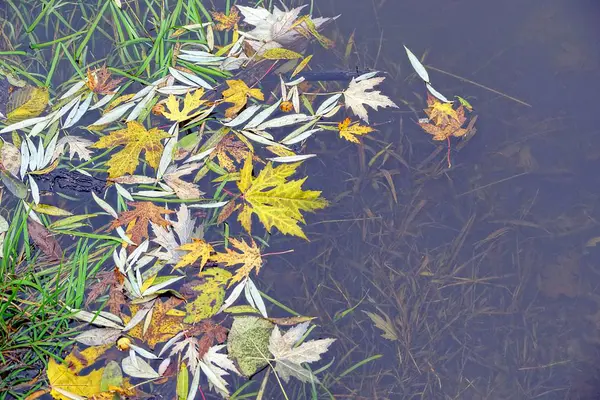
[86,268,127,315]
[109,201,175,245]
[419,104,468,141]
[86,65,124,95]
[187,319,228,358]
[423,93,459,126]
[213,134,253,172]
[211,6,240,31]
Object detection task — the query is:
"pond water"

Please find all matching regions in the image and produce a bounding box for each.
[2,0,600,399]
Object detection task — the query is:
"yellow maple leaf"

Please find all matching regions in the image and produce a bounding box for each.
[161,89,207,122]
[125,298,190,349]
[47,345,111,400]
[175,238,214,269]
[211,6,240,31]
[221,80,264,118]
[337,117,374,143]
[419,103,468,141]
[212,237,262,286]
[424,94,459,126]
[91,121,170,178]
[236,156,328,240]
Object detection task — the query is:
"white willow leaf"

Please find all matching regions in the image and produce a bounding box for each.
[315,93,342,116]
[247,278,267,317]
[61,96,81,129]
[72,328,122,346]
[169,67,213,90]
[115,183,134,201]
[91,102,136,126]
[89,91,118,110]
[64,92,94,128]
[48,96,80,126]
[157,123,179,179]
[185,147,215,164]
[157,85,195,96]
[223,104,261,127]
[426,83,450,103]
[188,201,228,209]
[29,176,40,205]
[142,275,184,296]
[127,87,156,122]
[59,80,86,100]
[20,141,29,179]
[244,99,282,129]
[267,154,316,163]
[218,279,245,313]
[92,191,118,218]
[0,116,48,134]
[240,130,285,147]
[255,114,314,131]
[404,45,430,83]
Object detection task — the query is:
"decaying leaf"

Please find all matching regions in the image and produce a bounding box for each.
[86,65,124,95]
[175,238,214,269]
[182,268,232,324]
[151,204,197,265]
[27,219,62,260]
[221,80,264,118]
[343,75,397,123]
[52,136,94,162]
[337,117,374,143]
[419,95,469,141]
[212,134,253,172]
[363,311,398,341]
[126,298,190,349]
[212,237,262,286]
[161,89,207,122]
[187,319,228,359]
[227,315,273,377]
[91,121,170,178]
[236,156,328,239]
[268,322,335,383]
[47,345,111,400]
[163,163,204,200]
[6,86,49,123]
[109,201,174,245]
[211,6,240,31]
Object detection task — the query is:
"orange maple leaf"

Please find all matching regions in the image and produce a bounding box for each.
[211,6,240,31]
[86,65,123,95]
[109,201,174,245]
[212,237,262,286]
[419,104,468,141]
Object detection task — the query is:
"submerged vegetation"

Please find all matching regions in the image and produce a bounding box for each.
[0,0,405,398]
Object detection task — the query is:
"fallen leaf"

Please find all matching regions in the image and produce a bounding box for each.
[236,156,328,239]
[1,142,20,176]
[27,219,62,260]
[211,6,240,31]
[201,344,240,397]
[227,315,273,377]
[126,298,190,349]
[423,93,459,126]
[221,80,264,118]
[86,65,124,95]
[181,268,232,324]
[91,121,170,178]
[187,320,228,359]
[151,204,197,264]
[363,311,398,341]
[53,136,94,162]
[337,117,374,143]
[163,163,204,200]
[212,237,262,286]
[6,86,49,123]
[268,322,335,383]
[175,238,214,269]
[161,89,207,122]
[109,201,174,245]
[343,76,397,123]
[419,102,468,141]
[213,134,253,172]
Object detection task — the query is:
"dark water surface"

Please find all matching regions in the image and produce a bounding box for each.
[263,0,600,399]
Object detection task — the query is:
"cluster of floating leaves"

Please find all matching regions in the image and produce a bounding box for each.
[0,4,404,399]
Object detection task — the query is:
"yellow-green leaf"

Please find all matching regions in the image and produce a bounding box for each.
[262,48,303,60]
[7,86,49,123]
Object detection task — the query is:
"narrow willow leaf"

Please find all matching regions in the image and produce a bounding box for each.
[157,123,179,179]
[292,55,313,78]
[64,92,94,129]
[142,276,184,296]
[20,141,29,179]
[126,87,156,122]
[31,203,73,216]
[169,67,213,90]
[187,364,202,400]
[262,48,303,60]
[157,86,195,96]
[354,71,379,82]
[0,116,48,134]
[91,102,136,126]
[133,190,175,198]
[92,191,118,218]
[255,114,314,130]
[185,147,215,164]
[315,93,342,116]
[246,278,267,318]
[267,154,316,163]
[244,100,282,129]
[40,134,58,169]
[240,130,284,147]
[129,344,160,360]
[28,176,39,205]
[426,83,450,103]
[404,45,430,83]
[61,96,81,129]
[48,96,80,126]
[89,91,118,110]
[219,280,246,313]
[1,171,27,198]
[188,201,228,209]
[73,328,122,346]
[68,308,124,329]
[223,104,261,127]
[59,80,86,100]
[29,116,51,137]
[115,183,133,201]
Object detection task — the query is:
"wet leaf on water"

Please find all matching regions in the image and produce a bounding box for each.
[343,75,397,123]
[27,219,62,260]
[182,268,232,324]
[161,89,208,122]
[268,322,335,383]
[363,311,398,341]
[1,142,20,176]
[91,121,170,178]
[236,156,328,240]
[175,238,214,270]
[100,360,123,391]
[0,170,27,199]
[177,362,188,400]
[337,117,374,143]
[227,315,273,377]
[6,86,49,123]
[221,80,264,118]
[73,328,122,346]
[122,355,160,379]
[86,65,124,95]
[262,48,303,60]
[211,6,240,31]
[109,201,174,245]
[125,298,190,349]
[212,237,263,287]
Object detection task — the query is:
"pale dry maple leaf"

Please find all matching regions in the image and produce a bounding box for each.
[343,76,397,123]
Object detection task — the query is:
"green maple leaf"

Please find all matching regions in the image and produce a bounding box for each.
[236,156,328,240]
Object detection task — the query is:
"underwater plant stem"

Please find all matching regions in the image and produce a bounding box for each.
[446,137,452,168]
